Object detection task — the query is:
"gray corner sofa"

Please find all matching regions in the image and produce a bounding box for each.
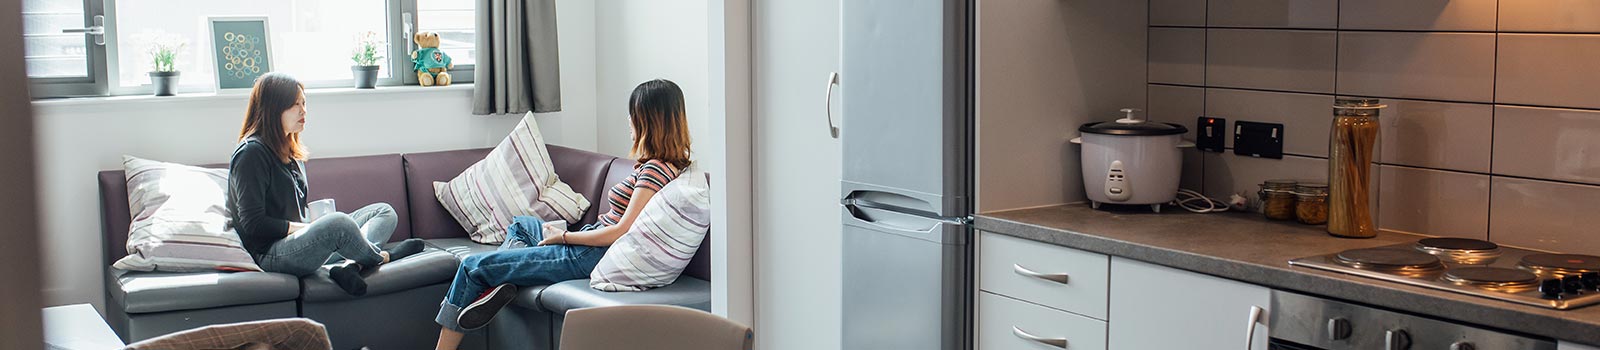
[98,145,712,350]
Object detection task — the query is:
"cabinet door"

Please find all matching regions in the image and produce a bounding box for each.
[1109,257,1270,350]
[978,292,1107,350]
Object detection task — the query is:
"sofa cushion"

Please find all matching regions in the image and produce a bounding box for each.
[300,245,459,302]
[107,267,300,314]
[537,277,711,314]
[545,145,619,228]
[306,154,412,241]
[590,165,711,292]
[403,149,493,239]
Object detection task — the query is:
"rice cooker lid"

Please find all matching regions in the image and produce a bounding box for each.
[1079,108,1188,136]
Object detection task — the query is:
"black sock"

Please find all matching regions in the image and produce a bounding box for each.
[385,238,426,261]
[328,262,368,296]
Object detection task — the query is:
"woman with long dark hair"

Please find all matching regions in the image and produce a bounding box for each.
[432,79,694,350]
[227,72,425,296]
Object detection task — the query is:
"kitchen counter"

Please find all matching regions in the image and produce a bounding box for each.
[975,204,1600,346]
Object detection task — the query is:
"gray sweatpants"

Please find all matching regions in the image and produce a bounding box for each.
[255,203,398,277]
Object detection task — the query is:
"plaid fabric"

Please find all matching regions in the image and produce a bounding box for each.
[122,318,330,350]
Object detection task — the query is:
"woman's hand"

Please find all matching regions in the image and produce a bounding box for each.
[536,221,569,246]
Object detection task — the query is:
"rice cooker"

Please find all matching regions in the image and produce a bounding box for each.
[1071,108,1190,212]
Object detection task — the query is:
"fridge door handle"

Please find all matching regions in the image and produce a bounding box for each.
[1012,264,1069,285]
[824,72,841,139]
[1012,326,1068,348]
[1245,305,1267,350]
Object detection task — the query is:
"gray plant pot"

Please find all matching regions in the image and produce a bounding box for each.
[149,71,180,96]
[352,65,380,89]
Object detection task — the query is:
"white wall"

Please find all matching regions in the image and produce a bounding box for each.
[34,0,599,308]
[594,0,711,158]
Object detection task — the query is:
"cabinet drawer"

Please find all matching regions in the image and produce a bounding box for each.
[980,231,1110,319]
[979,291,1107,350]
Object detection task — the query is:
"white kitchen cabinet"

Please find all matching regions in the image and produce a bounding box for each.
[978,291,1108,350]
[1108,257,1271,350]
[979,231,1110,320]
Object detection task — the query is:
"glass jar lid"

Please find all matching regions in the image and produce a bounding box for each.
[1295,182,1329,198]
[1334,98,1387,117]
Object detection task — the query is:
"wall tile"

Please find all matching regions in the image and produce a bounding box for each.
[1206,29,1336,93]
[1377,99,1492,172]
[1151,0,1206,27]
[1377,166,1489,240]
[1202,153,1328,204]
[1336,32,1496,103]
[1501,0,1600,33]
[1182,148,1205,192]
[1497,34,1600,110]
[1491,177,1600,255]
[1338,0,1495,31]
[1205,88,1333,157]
[1208,0,1336,29]
[1150,28,1207,86]
[1147,84,1205,141]
[1493,106,1600,185]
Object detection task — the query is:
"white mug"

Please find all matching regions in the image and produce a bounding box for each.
[307,199,336,222]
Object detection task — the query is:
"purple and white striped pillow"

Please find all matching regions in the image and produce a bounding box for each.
[113,156,262,273]
[434,112,590,244]
[590,164,710,292]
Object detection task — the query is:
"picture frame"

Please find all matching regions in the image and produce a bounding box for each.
[207,16,272,92]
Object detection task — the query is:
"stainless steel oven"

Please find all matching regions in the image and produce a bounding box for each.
[1268,290,1556,350]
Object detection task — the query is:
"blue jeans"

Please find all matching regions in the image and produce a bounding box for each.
[435,216,607,332]
[255,203,398,277]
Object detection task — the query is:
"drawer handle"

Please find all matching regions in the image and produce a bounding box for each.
[1012,326,1069,348]
[1013,264,1070,285]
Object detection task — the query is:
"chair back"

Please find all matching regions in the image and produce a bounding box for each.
[559,305,752,350]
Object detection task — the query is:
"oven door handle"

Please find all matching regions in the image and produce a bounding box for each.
[1245,305,1267,350]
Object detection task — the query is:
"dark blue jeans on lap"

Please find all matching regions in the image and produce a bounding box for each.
[435,216,607,332]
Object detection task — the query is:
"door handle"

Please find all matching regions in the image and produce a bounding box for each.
[1013,264,1069,285]
[62,15,105,46]
[1012,326,1068,349]
[824,72,841,138]
[1245,305,1266,350]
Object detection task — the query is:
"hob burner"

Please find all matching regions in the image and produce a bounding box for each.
[1415,237,1502,264]
[1334,248,1444,275]
[1443,267,1539,291]
[1519,254,1600,277]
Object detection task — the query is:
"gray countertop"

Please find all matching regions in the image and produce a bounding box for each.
[975,204,1600,346]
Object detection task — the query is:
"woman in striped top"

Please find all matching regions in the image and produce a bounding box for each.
[433,79,692,349]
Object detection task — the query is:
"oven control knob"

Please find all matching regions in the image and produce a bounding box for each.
[1582,272,1600,290]
[1451,342,1476,350]
[1385,329,1412,350]
[1326,318,1352,340]
[1541,279,1565,299]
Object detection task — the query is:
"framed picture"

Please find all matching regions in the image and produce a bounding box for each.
[208,16,272,92]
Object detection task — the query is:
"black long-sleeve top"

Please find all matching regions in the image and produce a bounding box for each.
[227,137,308,257]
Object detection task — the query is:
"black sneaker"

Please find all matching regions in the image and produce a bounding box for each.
[457,284,518,331]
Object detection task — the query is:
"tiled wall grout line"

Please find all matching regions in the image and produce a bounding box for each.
[1148,82,1600,115]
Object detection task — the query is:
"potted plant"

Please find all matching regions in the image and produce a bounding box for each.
[351,31,385,89]
[146,34,185,96]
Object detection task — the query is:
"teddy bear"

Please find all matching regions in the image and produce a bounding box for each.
[411,32,454,86]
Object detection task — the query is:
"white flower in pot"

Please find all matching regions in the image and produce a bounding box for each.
[146,33,185,96]
[350,31,386,89]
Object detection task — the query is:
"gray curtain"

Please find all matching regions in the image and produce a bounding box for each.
[473,0,562,115]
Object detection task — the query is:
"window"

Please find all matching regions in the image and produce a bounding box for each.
[23,0,477,98]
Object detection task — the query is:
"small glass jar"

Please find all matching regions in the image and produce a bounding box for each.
[1294,183,1329,225]
[1259,179,1298,220]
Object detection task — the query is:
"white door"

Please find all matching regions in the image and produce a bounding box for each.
[753,0,843,349]
[1109,257,1272,350]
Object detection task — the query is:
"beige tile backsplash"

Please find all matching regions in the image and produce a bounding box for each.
[1150,0,1600,253]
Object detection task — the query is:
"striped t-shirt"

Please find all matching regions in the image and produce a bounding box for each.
[598,159,682,227]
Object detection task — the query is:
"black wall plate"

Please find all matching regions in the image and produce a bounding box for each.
[1197,116,1226,153]
[1234,121,1284,159]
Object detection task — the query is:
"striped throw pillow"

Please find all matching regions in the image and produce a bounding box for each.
[113,156,263,272]
[590,164,710,292]
[434,112,590,244]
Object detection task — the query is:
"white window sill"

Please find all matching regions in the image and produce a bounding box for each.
[31,83,473,108]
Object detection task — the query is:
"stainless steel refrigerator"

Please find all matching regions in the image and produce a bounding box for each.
[839,0,973,349]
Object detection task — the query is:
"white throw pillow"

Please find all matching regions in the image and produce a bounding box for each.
[590,164,711,292]
[113,156,263,272]
[435,112,591,244]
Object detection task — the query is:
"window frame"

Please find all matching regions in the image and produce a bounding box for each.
[29,0,475,99]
